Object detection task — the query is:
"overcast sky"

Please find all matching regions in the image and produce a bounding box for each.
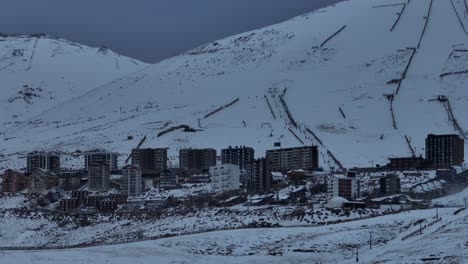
[0,0,341,63]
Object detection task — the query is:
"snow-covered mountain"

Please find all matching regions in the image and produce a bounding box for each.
[3,0,468,170]
[0,34,147,126]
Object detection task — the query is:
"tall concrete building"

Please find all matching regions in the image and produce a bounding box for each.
[221,146,254,170]
[209,164,240,192]
[88,163,110,192]
[247,158,271,193]
[179,148,217,172]
[426,134,464,169]
[84,151,118,171]
[266,146,319,173]
[121,165,142,197]
[131,148,168,176]
[26,153,60,173]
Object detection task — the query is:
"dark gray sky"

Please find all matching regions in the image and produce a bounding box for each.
[0,0,341,63]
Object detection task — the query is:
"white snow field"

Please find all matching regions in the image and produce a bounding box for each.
[0,34,146,128]
[3,0,468,171]
[1,207,467,263]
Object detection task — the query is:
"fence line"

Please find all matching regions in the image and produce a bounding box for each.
[320,25,347,47]
[391,3,407,31]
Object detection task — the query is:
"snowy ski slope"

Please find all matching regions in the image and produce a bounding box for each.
[3,0,468,170]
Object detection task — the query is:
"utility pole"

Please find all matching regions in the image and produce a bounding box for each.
[356,245,359,262]
[436,207,439,219]
[369,232,372,250]
[419,222,422,235]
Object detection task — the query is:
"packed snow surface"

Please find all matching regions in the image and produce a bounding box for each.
[0,34,146,128]
[1,207,467,263]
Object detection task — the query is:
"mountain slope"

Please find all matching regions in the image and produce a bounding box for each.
[0,34,147,126]
[3,0,468,170]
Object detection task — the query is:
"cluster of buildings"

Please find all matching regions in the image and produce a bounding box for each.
[0,145,320,196]
[0,133,466,212]
[386,134,464,171]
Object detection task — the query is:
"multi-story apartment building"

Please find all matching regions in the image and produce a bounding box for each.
[179,148,217,172]
[247,158,271,193]
[266,146,319,173]
[26,153,60,173]
[131,148,168,176]
[328,173,360,200]
[84,151,118,171]
[88,163,110,192]
[426,134,464,169]
[209,164,240,192]
[221,146,254,170]
[121,165,142,197]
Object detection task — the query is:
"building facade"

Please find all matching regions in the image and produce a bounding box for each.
[28,169,59,194]
[121,165,142,197]
[221,146,254,170]
[0,169,28,193]
[266,146,319,173]
[131,148,168,176]
[209,164,240,192]
[88,163,110,192]
[328,174,360,200]
[426,134,464,169]
[380,174,401,195]
[84,151,118,171]
[179,148,217,172]
[26,153,60,173]
[386,157,432,171]
[247,158,271,193]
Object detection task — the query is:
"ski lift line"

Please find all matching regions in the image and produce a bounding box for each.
[450,0,468,35]
[26,38,39,71]
[288,128,305,145]
[417,0,433,49]
[339,106,346,119]
[279,95,298,128]
[124,135,147,164]
[327,149,345,170]
[390,98,398,130]
[305,128,323,146]
[390,3,407,32]
[320,25,347,48]
[264,96,277,120]
[443,99,467,139]
[372,3,406,8]
[440,69,468,78]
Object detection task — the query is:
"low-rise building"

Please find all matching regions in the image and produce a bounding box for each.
[386,157,432,171]
[1,169,28,193]
[209,164,240,192]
